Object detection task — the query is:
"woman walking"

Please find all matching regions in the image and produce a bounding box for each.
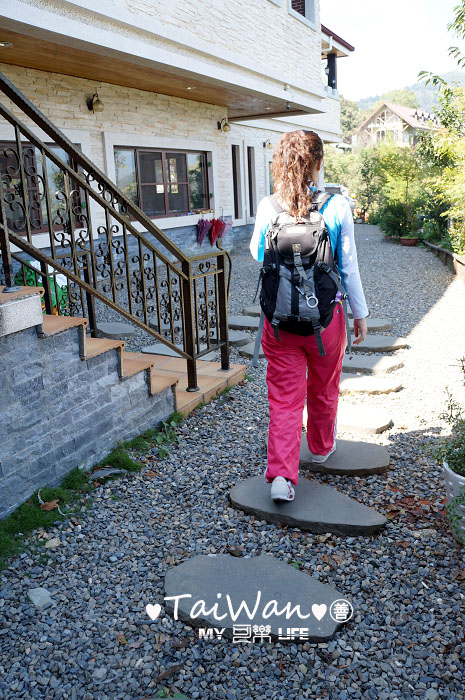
[250,130,368,502]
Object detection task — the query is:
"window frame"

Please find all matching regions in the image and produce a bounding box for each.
[288,0,317,31]
[113,146,210,220]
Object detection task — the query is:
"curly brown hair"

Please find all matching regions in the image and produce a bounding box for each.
[271,129,324,220]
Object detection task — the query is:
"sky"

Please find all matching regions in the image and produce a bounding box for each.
[319,0,465,101]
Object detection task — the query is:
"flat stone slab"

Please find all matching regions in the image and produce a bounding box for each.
[339,373,402,395]
[304,402,392,435]
[350,335,408,353]
[230,475,386,536]
[95,321,136,338]
[299,438,390,475]
[342,354,403,375]
[229,330,252,347]
[141,343,182,357]
[229,315,261,331]
[242,304,261,317]
[238,340,265,360]
[349,318,392,333]
[164,553,351,642]
[337,403,392,434]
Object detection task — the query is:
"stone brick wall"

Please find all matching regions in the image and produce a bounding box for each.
[0,323,175,519]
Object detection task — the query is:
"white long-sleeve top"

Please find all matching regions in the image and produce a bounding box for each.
[249,192,369,319]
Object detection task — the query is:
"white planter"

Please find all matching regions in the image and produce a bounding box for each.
[442,460,465,544]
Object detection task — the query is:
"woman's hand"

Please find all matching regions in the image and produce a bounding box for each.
[353,317,368,345]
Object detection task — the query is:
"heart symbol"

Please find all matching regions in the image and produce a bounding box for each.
[146,603,162,621]
[312,603,327,621]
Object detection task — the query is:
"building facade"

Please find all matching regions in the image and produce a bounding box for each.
[0,0,353,255]
[353,102,440,150]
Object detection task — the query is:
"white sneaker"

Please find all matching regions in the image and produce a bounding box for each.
[308,441,337,463]
[271,476,295,502]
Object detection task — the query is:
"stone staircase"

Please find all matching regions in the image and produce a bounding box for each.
[44,314,246,416]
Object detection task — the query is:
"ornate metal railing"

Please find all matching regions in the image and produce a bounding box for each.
[0,72,230,390]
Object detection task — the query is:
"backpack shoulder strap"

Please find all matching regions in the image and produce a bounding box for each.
[312,190,333,211]
[268,195,282,214]
[268,195,286,227]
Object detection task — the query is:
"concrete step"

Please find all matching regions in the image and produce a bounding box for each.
[349,335,408,353]
[349,318,392,333]
[342,354,403,375]
[230,475,387,536]
[303,401,392,435]
[299,438,390,475]
[238,340,264,360]
[339,373,402,395]
[95,321,137,338]
[165,553,353,642]
[228,315,261,331]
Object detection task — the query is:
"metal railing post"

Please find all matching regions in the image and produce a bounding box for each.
[0,193,20,292]
[218,252,230,371]
[181,259,199,391]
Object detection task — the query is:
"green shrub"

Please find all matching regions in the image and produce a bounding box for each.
[377,201,420,238]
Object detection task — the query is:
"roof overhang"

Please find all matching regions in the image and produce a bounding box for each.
[321,25,354,58]
[0,12,326,120]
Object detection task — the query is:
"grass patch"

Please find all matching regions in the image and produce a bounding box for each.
[0,466,92,570]
[98,446,142,472]
[119,412,185,456]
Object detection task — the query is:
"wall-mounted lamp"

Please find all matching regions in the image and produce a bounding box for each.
[263,140,272,149]
[86,93,104,113]
[0,41,13,48]
[217,117,231,133]
[286,102,291,110]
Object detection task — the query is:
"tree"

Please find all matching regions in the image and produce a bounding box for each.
[417,1,465,253]
[353,148,384,218]
[339,96,363,144]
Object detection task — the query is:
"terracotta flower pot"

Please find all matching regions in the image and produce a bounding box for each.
[400,237,418,246]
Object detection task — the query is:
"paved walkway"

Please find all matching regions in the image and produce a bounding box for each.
[1,226,464,700]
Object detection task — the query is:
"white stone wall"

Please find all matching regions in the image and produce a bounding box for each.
[11,0,324,106]
[0,64,307,234]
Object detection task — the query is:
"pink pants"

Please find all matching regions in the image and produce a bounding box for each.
[261,304,347,485]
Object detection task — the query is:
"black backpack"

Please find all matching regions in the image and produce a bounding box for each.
[256,191,352,358]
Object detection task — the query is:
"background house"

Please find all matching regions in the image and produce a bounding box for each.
[0,0,354,256]
[352,102,440,149]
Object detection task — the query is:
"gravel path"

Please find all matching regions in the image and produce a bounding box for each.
[1,225,464,700]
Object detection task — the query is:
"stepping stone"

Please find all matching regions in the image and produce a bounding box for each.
[242,304,261,317]
[349,318,392,333]
[95,321,136,338]
[229,330,252,347]
[299,438,390,475]
[230,475,387,535]
[337,402,392,433]
[305,403,393,435]
[228,315,261,331]
[164,553,351,642]
[342,354,403,375]
[238,340,264,360]
[350,335,408,353]
[339,373,402,395]
[142,343,183,357]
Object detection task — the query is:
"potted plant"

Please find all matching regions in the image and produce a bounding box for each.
[399,232,419,247]
[435,362,465,545]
